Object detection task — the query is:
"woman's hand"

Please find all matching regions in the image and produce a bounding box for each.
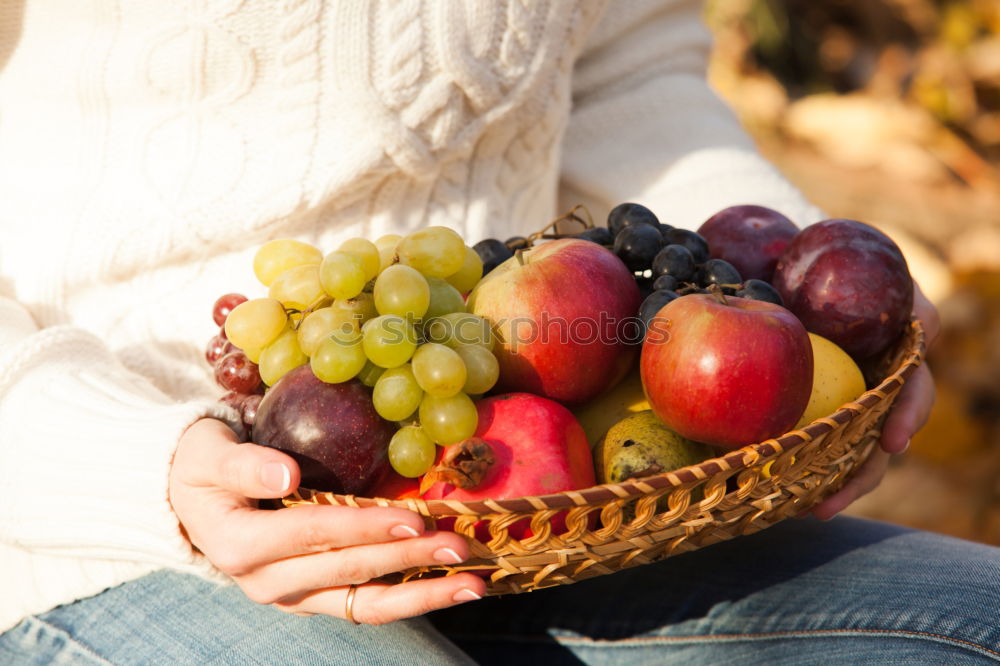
[168,418,486,624]
[811,281,940,520]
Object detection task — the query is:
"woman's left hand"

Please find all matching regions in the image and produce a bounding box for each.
[811,280,940,520]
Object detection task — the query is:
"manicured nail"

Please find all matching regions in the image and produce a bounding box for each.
[260,462,290,493]
[390,524,420,538]
[453,588,482,602]
[434,547,463,564]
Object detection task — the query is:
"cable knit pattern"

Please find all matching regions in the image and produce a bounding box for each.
[0,0,821,631]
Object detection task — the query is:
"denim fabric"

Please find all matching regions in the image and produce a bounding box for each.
[2,517,998,665]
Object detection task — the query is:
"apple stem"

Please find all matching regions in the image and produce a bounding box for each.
[516,248,527,266]
[707,283,728,306]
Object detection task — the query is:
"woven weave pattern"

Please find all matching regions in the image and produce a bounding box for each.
[287,319,925,595]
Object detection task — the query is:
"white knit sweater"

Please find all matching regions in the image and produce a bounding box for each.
[0,0,820,631]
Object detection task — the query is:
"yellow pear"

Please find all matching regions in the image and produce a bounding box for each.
[572,371,649,450]
[796,333,867,427]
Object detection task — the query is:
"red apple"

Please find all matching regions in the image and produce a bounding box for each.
[423,393,595,539]
[640,294,812,449]
[468,238,641,404]
[772,219,913,361]
[697,205,799,282]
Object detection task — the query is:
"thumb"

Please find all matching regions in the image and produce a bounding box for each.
[180,419,302,499]
[216,442,302,499]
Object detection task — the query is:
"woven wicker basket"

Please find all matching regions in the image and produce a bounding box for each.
[284,318,925,595]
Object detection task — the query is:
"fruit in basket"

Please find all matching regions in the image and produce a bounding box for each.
[422,393,595,537]
[572,370,650,448]
[388,425,437,478]
[224,298,288,350]
[773,219,913,361]
[210,229,500,449]
[468,238,641,404]
[251,366,394,495]
[697,205,799,282]
[215,350,262,394]
[253,239,323,286]
[369,468,421,500]
[258,328,309,386]
[607,202,660,238]
[472,239,514,276]
[373,264,430,319]
[595,411,713,485]
[795,333,867,427]
[640,294,812,449]
[397,226,466,278]
[212,293,248,326]
[419,392,478,445]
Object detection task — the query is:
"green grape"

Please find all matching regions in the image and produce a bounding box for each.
[268,263,326,311]
[419,393,478,445]
[243,346,262,363]
[373,264,430,319]
[372,364,424,421]
[253,239,323,287]
[259,329,308,386]
[357,360,386,387]
[395,410,419,426]
[310,334,367,384]
[396,226,465,278]
[338,237,380,282]
[296,307,360,356]
[455,344,499,395]
[224,298,288,350]
[424,277,466,320]
[423,312,494,350]
[388,426,436,478]
[320,251,367,300]
[362,315,418,368]
[374,233,402,273]
[411,343,466,398]
[330,292,377,324]
[445,246,484,294]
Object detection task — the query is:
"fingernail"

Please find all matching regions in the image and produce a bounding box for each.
[434,547,463,564]
[901,439,911,453]
[260,462,290,493]
[453,588,482,602]
[390,524,420,538]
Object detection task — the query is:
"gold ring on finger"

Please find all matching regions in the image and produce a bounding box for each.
[344,584,360,625]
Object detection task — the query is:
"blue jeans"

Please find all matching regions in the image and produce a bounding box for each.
[3,517,998,664]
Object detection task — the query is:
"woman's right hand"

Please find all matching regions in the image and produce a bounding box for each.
[168,418,486,624]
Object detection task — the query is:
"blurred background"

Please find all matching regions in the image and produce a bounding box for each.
[705,0,1000,546]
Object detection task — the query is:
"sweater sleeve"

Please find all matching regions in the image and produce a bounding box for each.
[0,296,236,575]
[561,0,824,230]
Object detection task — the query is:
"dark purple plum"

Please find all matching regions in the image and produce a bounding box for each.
[252,366,395,495]
[773,219,913,361]
[698,205,799,282]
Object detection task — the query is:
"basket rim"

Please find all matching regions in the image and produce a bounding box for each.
[288,318,926,516]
